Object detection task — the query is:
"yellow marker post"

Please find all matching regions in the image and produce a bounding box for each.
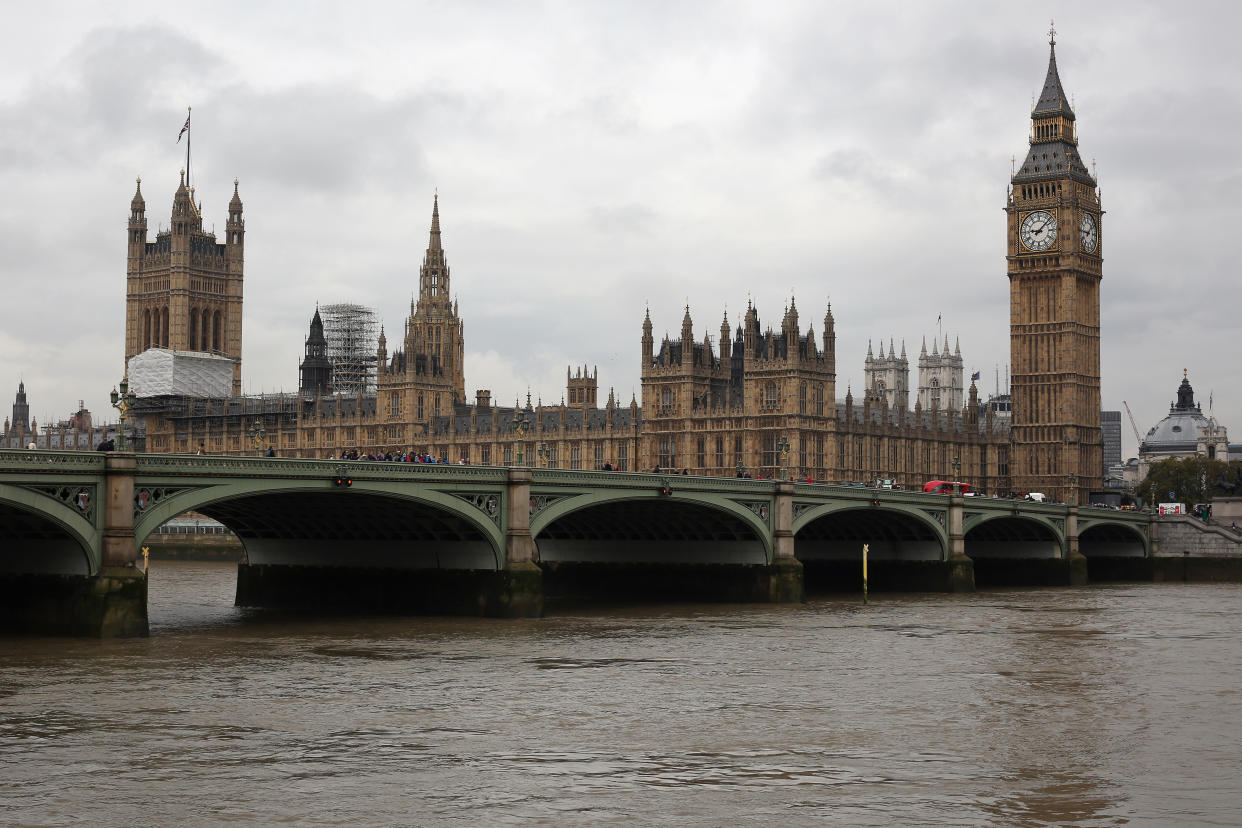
[862,543,869,604]
[141,546,150,573]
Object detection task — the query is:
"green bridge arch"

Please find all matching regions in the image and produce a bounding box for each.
[132,477,507,569]
[0,482,100,574]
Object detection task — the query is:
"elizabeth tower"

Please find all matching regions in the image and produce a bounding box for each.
[1007,29,1102,504]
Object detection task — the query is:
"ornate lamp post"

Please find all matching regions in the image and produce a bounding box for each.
[951,455,961,494]
[735,455,745,479]
[247,418,267,456]
[1067,471,1077,506]
[777,435,791,480]
[109,374,137,451]
[512,410,530,466]
[537,442,550,468]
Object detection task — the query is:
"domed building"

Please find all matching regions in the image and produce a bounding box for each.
[1135,372,1230,479]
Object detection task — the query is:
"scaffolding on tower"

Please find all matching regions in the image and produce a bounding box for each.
[319,303,379,396]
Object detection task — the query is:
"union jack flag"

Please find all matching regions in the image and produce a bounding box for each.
[177,114,190,143]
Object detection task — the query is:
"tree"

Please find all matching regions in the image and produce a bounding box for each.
[1137,456,1241,505]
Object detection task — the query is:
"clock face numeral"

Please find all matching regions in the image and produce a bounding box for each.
[1020,210,1057,251]
[1079,212,1098,253]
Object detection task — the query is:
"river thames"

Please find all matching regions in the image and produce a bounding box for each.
[2,562,1240,826]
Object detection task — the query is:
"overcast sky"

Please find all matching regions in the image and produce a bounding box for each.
[2,1,1239,459]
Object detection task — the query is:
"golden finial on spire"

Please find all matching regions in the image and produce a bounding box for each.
[1049,19,1056,46]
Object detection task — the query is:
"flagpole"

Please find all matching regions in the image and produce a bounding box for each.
[185,107,191,190]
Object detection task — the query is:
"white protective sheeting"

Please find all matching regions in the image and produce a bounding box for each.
[128,349,235,398]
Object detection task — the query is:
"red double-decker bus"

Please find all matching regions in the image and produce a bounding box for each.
[923,480,973,495]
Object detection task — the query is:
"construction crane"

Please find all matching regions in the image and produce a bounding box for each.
[1122,401,1144,448]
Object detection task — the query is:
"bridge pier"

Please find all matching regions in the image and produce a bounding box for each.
[498,468,542,617]
[946,492,976,593]
[0,453,148,637]
[769,482,805,602]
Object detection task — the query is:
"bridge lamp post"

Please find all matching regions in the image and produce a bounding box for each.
[248,419,267,456]
[537,442,550,468]
[1067,472,1077,506]
[951,455,961,494]
[512,410,530,466]
[777,435,791,480]
[109,374,137,451]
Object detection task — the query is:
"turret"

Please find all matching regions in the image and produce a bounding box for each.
[128,178,147,261]
[822,302,835,365]
[641,307,654,363]
[377,326,388,376]
[226,178,245,249]
[680,305,694,365]
[719,310,731,363]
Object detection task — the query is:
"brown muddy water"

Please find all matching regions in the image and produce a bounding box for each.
[2,561,1240,826]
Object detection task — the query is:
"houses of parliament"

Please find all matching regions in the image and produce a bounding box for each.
[115,34,1103,503]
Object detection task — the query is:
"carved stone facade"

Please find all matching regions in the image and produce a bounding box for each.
[127,35,1101,497]
[1006,30,1103,503]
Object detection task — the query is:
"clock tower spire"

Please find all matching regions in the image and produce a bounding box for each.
[1007,27,1103,505]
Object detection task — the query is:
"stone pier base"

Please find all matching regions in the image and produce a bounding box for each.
[235,563,542,618]
[970,557,1083,588]
[0,567,149,637]
[803,558,974,593]
[540,561,803,605]
[1151,556,1242,582]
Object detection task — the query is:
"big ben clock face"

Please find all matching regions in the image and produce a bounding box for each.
[1020,210,1058,251]
[1079,212,1098,253]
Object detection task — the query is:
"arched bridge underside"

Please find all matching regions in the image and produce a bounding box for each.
[194,491,498,570]
[1079,523,1147,558]
[796,508,944,561]
[965,517,1062,559]
[0,501,91,576]
[536,498,767,565]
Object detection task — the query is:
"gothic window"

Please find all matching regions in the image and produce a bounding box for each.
[658,436,676,469]
[594,443,604,469]
[570,445,581,470]
[504,444,513,466]
[213,312,222,352]
[734,435,743,470]
[930,378,941,409]
[816,435,825,471]
[799,434,807,469]
[696,437,706,469]
[617,443,629,471]
[431,327,441,358]
[764,382,779,409]
[715,436,725,468]
[201,309,210,351]
[762,434,777,471]
[417,394,425,420]
[661,388,673,415]
[481,445,491,465]
[143,309,152,350]
[389,394,401,417]
[799,383,807,414]
[189,310,198,350]
[434,394,441,416]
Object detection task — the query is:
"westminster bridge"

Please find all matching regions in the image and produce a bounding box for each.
[0,450,1155,636]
